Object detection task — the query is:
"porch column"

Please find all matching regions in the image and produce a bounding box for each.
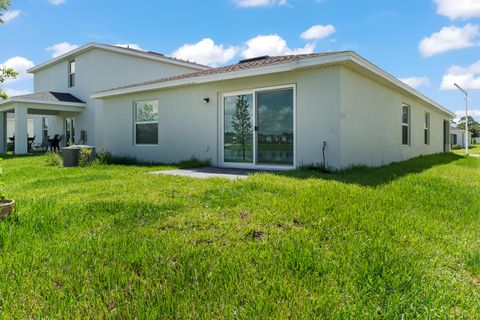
[14,106,28,155]
[0,112,5,153]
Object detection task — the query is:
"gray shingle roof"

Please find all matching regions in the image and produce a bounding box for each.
[13,91,84,104]
[101,52,350,93]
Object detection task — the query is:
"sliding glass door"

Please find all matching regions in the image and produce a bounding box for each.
[223,86,294,167]
[223,94,254,164]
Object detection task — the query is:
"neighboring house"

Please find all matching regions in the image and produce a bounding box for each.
[0,44,455,170]
[450,127,472,148]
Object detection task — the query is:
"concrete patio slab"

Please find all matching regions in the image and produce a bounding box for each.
[150,167,254,180]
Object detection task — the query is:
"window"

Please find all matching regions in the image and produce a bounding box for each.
[42,117,48,145]
[451,134,457,145]
[68,60,75,87]
[134,100,159,145]
[424,112,430,145]
[402,105,410,145]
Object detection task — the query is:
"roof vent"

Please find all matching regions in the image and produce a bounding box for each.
[239,55,270,64]
[147,51,164,57]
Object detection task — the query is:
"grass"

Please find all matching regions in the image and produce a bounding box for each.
[1,152,480,318]
[452,144,480,156]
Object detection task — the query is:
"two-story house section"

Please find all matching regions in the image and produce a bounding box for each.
[0,43,208,154]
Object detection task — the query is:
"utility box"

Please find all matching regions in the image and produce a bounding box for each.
[62,145,96,167]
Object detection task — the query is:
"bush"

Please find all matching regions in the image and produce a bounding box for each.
[95,150,137,165]
[79,148,93,167]
[451,144,462,150]
[95,149,113,165]
[45,152,63,167]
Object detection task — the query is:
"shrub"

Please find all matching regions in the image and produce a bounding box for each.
[79,148,93,167]
[95,150,137,165]
[45,152,63,167]
[95,149,113,165]
[451,144,462,150]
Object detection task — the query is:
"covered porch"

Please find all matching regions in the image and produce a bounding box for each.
[0,92,85,154]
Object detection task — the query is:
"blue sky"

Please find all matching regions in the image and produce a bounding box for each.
[1,0,480,120]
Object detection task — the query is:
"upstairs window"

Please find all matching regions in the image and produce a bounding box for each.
[402,105,410,146]
[134,100,159,145]
[424,112,430,145]
[68,60,75,87]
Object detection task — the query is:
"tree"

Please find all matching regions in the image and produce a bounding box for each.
[456,116,480,138]
[0,0,10,24]
[231,95,252,160]
[0,0,18,100]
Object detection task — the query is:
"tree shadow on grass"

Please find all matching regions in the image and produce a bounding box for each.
[275,153,465,187]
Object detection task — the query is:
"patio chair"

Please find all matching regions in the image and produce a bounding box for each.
[27,136,35,153]
[50,134,62,152]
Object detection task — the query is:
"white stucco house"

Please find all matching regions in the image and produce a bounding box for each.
[0,43,455,170]
[450,127,472,148]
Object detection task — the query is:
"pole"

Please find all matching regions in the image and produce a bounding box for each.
[454,83,469,155]
[465,91,469,155]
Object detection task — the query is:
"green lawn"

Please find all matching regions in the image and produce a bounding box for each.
[452,144,480,156]
[1,153,480,318]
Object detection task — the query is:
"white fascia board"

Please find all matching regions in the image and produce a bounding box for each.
[91,50,455,119]
[27,43,209,73]
[349,53,456,118]
[91,52,352,99]
[0,98,86,107]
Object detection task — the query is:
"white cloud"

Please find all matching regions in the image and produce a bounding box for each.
[3,10,21,23]
[172,38,238,67]
[399,77,431,88]
[434,0,480,20]
[419,24,480,57]
[242,34,315,58]
[233,0,286,8]
[45,42,79,58]
[4,88,32,97]
[0,56,35,84]
[300,24,336,41]
[440,60,480,89]
[48,0,65,5]
[115,43,144,51]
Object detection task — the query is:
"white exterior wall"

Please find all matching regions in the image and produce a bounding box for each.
[339,67,451,168]
[33,48,201,147]
[101,67,342,167]
[7,118,34,138]
[100,65,452,169]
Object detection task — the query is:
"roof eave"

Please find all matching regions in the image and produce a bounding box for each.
[27,43,209,73]
[91,52,353,99]
[91,51,455,119]
[0,98,86,108]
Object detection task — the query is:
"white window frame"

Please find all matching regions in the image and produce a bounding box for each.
[402,104,410,146]
[133,100,159,146]
[219,84,296,170]
[68,60,75,88]
[424,112,430,145]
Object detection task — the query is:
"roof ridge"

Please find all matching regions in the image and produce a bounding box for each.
[102,43,211,69]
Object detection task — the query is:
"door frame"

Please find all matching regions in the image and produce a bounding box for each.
[219,84,296,170]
